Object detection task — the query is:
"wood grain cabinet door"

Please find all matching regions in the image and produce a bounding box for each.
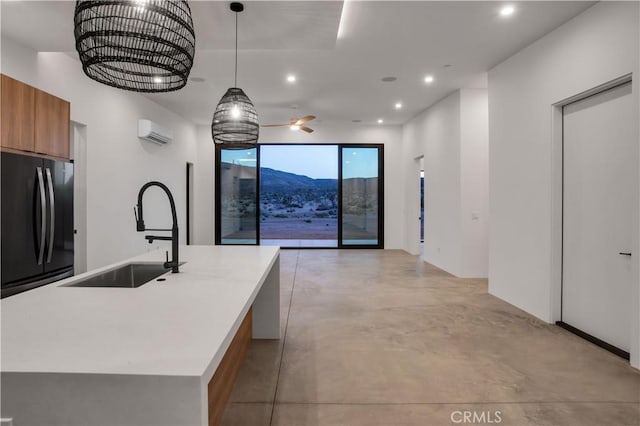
[1,74,35,152]
[34,89,70,159]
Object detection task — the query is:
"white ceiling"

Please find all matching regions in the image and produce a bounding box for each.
[1,1,595,127]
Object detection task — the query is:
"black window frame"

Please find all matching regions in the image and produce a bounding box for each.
[338,144,385,249]
[214,143,384,249]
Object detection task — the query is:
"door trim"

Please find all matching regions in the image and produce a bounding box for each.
[560,74,633,107]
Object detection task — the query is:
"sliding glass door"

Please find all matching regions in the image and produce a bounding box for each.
[260,145,338,248]
[215,144,383,248]
[215,148,259,245]
[339,146,383,247]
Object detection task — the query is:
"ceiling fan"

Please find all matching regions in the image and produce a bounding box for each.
[262,115,316,133]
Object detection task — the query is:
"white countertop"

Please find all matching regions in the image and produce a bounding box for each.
[1,245,279,378]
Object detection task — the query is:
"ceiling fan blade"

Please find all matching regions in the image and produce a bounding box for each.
[296,115,316,125]
[300,126,314,133]
[261,124,289,127]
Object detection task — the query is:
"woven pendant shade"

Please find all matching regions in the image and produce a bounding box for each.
[212,88,259,146]
[74,0,195,93]
[211,2,258,147]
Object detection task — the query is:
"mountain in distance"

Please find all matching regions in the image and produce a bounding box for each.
[260,167,337,193]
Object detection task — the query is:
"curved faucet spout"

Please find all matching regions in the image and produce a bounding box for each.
[135,181,180,273]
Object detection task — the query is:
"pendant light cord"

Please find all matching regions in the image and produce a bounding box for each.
[234,11,238,88]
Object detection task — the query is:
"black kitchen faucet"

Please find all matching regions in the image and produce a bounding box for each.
[134,181,180,273]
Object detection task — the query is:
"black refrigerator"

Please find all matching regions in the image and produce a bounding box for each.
[1,152,74,297]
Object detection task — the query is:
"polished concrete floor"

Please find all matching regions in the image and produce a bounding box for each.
[221,250,640,426]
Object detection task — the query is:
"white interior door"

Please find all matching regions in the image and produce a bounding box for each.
[562,81,635,352]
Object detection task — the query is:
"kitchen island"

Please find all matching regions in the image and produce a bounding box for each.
[1,245,280,426]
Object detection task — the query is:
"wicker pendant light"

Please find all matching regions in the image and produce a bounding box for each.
[74,0,195,93]
[211,2,259,147]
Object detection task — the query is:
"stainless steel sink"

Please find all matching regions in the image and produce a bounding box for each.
[65,263,179,288]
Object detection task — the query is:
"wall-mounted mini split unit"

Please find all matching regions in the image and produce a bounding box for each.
[138,119,172,145]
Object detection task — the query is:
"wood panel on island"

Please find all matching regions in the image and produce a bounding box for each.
[208,307,253,426]
[1,74,70,160]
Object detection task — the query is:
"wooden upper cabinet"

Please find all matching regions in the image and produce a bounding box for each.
[0,74,70,159]
[1,74,35,152]
[34,89,70,159]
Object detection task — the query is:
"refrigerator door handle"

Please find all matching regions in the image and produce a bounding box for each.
[36,167,46,265]
[45,168,55,263]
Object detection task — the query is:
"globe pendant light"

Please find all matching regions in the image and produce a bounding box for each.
[211,2,259,147]
[74,0,195,93]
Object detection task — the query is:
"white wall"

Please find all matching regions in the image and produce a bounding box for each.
[488,2,640,366]
[195,123,405,249]
[401,89,489,278]
[1,37,198,270]
[403,92,462,274]
[193,126,214,245]
[460,89,489,278]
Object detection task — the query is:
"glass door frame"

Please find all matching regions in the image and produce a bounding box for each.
[338,144,385,249]
[215,143,384,249]
[214,146,261,246]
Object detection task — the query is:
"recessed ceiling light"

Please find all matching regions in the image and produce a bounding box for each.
[424,75,434,83]
[290,125,300,131]
[394,102,402,110]
[153,76,163,84]
[500,5,515,16]
[352,119,362,123]
[190,77,205,83]
[381,76,397,82]
[286,74,296,83]
[377,119,384,124]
